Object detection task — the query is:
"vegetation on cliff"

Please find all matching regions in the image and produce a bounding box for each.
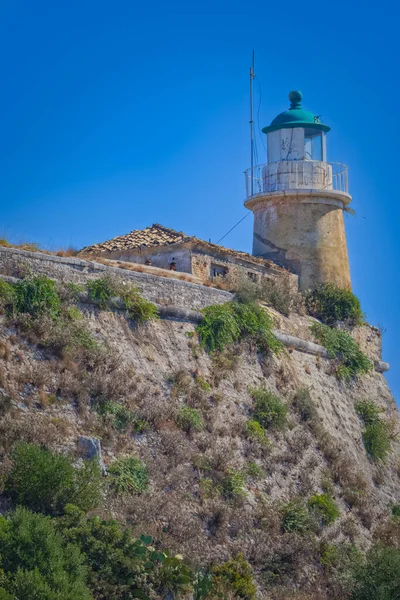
[0,271,398,599]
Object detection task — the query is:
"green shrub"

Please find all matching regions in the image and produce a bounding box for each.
[362,422,392,461]
[281,500,310,533]
[120,287,159,323]
[87,276,158,322]
[245,419,270,447]
[197,303,240,352]
[108,456,148,494]
[197,300,280,354]
[211,554,256,599]
[61,507,195,599]
[87,276,115,307]
[0,506,91,599]
[0,280,16,310]
[311,322,372,380]
[250,386,287,430]
[292,387,317,423]
[306,283,365,327]
[245,461,264,480]
[199,478,216,500]
[392,504,400,519]
[5,443,102,516]
[355,399,382,425]
[308,493,340,526]
[350,546,400,600]
[14,276,61,318]
[65,305,84,321]
[220,468,247,500]
[355,400,393,461]
[176,405,204,432]
[195,375,211,392]
[94,399,149,433]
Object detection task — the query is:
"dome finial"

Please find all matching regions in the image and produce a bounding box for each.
[288,90,302,109]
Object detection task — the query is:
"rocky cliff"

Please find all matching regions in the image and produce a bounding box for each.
[0,248,399,599]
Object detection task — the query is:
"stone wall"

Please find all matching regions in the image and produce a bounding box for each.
[247,192,351,291]
[191,249,298,292]
[87,246,193,275]
[0,247,232,311]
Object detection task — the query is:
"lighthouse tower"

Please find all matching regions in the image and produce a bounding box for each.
[244,90,351,291]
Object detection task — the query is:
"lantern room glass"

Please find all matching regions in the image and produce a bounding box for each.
[304,129,326,161]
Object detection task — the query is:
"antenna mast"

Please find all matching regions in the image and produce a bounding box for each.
[249,51,255,197]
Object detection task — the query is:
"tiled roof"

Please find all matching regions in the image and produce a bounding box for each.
[80,223,288,272]
[80,224,188,254]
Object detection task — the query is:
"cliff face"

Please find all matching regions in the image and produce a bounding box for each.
[0,248,399,599]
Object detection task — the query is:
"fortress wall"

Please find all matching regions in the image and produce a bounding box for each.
[0,247,232,311]
[0,246,387,367]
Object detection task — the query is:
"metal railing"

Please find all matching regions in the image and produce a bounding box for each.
[244,161,349,200]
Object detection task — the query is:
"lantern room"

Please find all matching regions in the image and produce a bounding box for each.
[263,90,329,164]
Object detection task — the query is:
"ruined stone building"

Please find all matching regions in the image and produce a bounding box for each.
[82,91,352,292]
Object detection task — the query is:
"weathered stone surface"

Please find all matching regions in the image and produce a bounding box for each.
[78,436,106,472]
[0,247,232,310]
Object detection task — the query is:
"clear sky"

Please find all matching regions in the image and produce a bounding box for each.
[0,0,398,400]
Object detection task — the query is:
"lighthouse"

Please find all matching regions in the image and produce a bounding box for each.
[244,90,352,291]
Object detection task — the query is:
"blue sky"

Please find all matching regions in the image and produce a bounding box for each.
[0,0,398,400]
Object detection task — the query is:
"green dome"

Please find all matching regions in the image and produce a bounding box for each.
[262,91,330,134]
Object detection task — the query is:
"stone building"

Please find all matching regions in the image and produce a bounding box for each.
[80,223,297,289]
[82,90,353,293]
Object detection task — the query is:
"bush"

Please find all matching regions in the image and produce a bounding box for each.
[220,468,247,500]
[245,461,264,480]
[311,322,372,380]
[211,554,257,599]
[292,388,317,423]
[362,422,392,462]
[197,300,280,354]
[42,316,101,358]
[61,507,195,599]
[108,456,148,494]
[13,276,61,318]
[195,375,211,392]
[306,283,365,327]
[355,399,382,425]
[250,387,287,430]
[176,405,204,432]
[234,275,302,317]
[0,280,16,310]
[245,419,270,447]
[94,399,149,434]
[0,506,91,599]
[5,443,102,516]
[392,504,400,519]
[308,493,340,526]
[87,276,159,322]
[120,287,159,323]
[87,276,115,307]
[281,501,310,533]
[350,546,400,600]
[355,400,393,461]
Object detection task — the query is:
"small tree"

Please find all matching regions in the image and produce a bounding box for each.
[5,443,102,516]
[0,506,91,599]
[351,546,400,600]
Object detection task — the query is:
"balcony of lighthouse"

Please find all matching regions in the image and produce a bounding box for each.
[244,160,350,202]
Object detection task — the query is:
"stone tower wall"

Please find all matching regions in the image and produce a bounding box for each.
[250,195,351,291]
